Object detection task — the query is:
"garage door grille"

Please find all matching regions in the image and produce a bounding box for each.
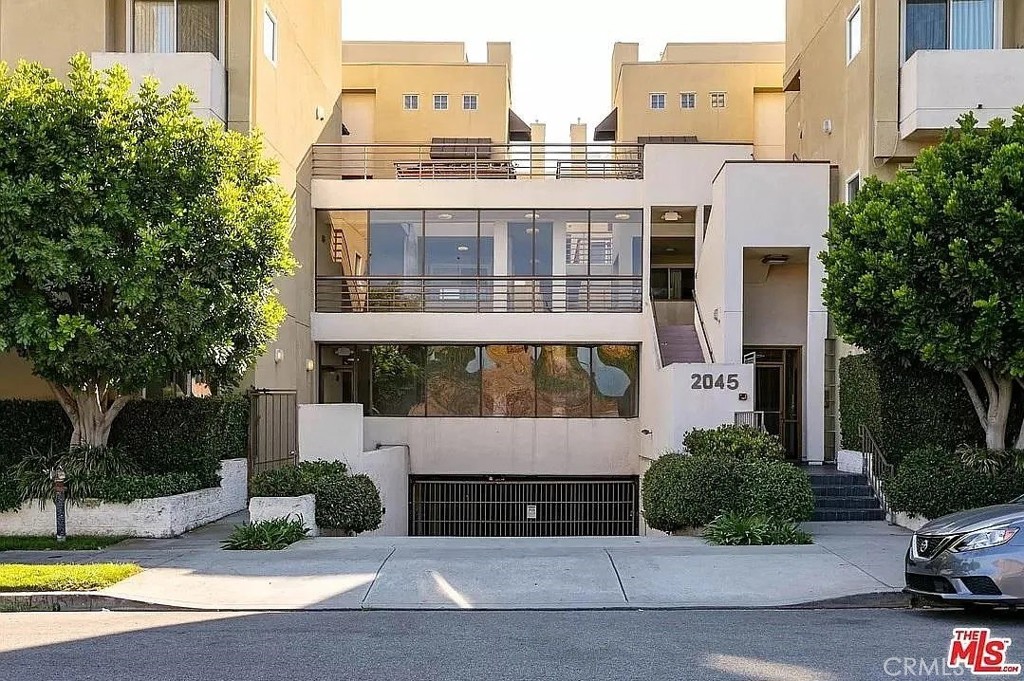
[409,476,639,537]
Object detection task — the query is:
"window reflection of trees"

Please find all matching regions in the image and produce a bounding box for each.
[424,346,481,416]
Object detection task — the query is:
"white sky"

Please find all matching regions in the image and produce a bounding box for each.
[341,0,785,142]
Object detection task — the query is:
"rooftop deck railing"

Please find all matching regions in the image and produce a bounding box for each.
[314,275,643,313]
[311,143,644,180]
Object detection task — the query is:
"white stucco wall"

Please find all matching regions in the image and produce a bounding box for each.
[249,494,319,536]
[364,417,641,476]
[0,459,247,538]
[742,259,809,347]
[660,363,756,453]
[298,403,364,459]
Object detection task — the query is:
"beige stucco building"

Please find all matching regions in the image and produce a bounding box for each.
[786,0,1024,196]
[0,0,344,402]
[596,42,786,160]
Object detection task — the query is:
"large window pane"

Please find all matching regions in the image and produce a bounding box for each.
[425,210,479,310]
[536,346,592,417]
[482,345,537,417]
[425,346,481,416]
[134,0,175,52]
[177,0,219,54]
[951,0,994,49]
[318,345,371,414]
[316,210,367,276]
[371,345,425,416]
[592,345,639,418]
[906,0,948,58]
[369,210,423,310]
[590,210,643,310]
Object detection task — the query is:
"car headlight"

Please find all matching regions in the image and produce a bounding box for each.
[951,527,1019,552]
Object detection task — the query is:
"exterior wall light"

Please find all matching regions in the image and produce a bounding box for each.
[761,254,790,265]
[306,359,315,372]
[662,211,681,222]
[274,348,284,363]
[615,213,631,220]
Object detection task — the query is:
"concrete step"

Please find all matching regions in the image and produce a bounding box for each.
[806,472,868,487]
[814,496,883,510]
[656,324,704,364]
[812,484,876,498]
[811,508,886,522]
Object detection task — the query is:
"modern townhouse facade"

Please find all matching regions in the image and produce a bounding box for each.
[0,0,344,404]
[597,42,787,160]
[785,0,1024,198]
[303,42,834,536]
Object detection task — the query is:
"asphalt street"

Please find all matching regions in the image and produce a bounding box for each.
[3,608,1023,680]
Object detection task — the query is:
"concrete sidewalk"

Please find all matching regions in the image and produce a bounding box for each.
[1,520,911,611]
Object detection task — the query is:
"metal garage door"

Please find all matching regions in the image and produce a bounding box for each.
[410,475,639,537]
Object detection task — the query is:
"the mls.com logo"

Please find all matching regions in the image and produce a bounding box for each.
[948,628,1022,675]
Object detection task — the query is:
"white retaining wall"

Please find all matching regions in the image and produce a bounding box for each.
[249,494,319,536]
[0,458,247,538]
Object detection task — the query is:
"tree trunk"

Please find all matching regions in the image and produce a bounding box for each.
[49,382,130,449]
[959,365,1014,450]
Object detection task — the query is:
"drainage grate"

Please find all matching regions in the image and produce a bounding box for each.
[410,475,639,537]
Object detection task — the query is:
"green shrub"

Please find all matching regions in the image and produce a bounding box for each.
[14,445,137,506]
[642,452,745,532]
[90,472,210,503]
[886,446,1024,519]
[703,513,813,546]
[0,472,20,512]
[0,400,70,470]
[683,424,785,460]
[738,458,815,522]
[249,461,382,533]
[221,517,309,550]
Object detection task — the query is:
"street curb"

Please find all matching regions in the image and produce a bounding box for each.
[1,591,914,613]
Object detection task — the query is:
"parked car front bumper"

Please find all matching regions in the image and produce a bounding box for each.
[905,545,1024,605]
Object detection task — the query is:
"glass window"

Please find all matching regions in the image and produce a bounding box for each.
[425,346,481,416]
[371,345,425,416]
[403,94,419,110]
[846,173,861,203]
[650,93,666,110]
[482,345,537,417]
[177,0,219,54]
[424,210,479,310]
[133,0,219,55]
[316,210,368,277]
[318,345,371,412]
[369,210,423,276]
[536,346,592,417]
[463,94,479,110]
[951,0,995,49]
[592,345,639,418]
[133,0,176,52]
[710,92,727,108]
[263,5,277,64]
[906,0,948,58]
[847,5,862,62]
[680,92,696,109]
[506,211,553,311]
[434,94,449,110]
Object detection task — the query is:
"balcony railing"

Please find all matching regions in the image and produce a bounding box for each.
[311,143,644,180]
[315,275,643,313]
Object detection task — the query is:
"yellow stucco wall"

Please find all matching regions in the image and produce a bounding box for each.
[612,42,784,153]
[0,0,122,75]
[0,353,51,399]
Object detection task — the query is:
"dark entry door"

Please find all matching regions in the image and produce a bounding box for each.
[747,347,801,460]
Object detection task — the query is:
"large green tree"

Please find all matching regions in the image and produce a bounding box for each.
[824,110,1024,450]
[0,55,296,447]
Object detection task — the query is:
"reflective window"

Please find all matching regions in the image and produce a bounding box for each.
[425,210,479,310]
[316,210,368,277]
[536,346,592,417]
[906,0,948,57]
[371,345,425,416]
[369,210,423,276]
[592,345,639,418]
[425,346,481,416]
[482,345,537,417]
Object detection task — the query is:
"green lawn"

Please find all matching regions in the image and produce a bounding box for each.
[0,563,142,592]
[0,536,127,552]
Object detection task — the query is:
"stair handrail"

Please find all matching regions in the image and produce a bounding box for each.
[859,424,895,523]
[692,297,715,363]
[648,293,665,368]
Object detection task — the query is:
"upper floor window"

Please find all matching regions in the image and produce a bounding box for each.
[905,0,997,60]
[132,0,220,56]
[847,4,862,63]
[463,94,479,111]
[263,5,278,65]
[650,93,667,110]
[680,92,696,109]
[404,94,419,110]
[434,94,449,110]
[710,92,727,108]
[846,172,861,203]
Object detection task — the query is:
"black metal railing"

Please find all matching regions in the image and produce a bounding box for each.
[860,424,895,520]
[312,143,644,180]
[734,411,766,431]
[315,275,644,313]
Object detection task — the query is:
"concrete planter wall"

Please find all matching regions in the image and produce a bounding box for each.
[836,449,865,474]
[248,494,318,536]
[892,511,929,532]
[0,458,247,538]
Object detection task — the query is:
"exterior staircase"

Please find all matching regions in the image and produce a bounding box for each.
[806,466,885,521]
[657,324,704,364]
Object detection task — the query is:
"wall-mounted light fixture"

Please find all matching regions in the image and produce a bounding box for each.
[661,210,682,222]
[274,349,284,363]
[761,254,790,266]
[306,359,315,372]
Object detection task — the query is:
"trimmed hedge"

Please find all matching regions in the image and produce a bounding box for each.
[0,401,70,469]
[90,472,210,504]
[886,447,1024,519]
[250,461,383,535]
[0,472,20,512]
[642,426,815,532]
[839,354,991,462]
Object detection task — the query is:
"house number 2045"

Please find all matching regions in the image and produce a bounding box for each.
[690,373,740,390]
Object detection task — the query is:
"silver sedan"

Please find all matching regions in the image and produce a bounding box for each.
[904,500,1024,607]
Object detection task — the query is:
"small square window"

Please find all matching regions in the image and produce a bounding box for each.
[404,94,419,110]
[846,173,861,202]
[263,6,278,65]
[680,92,696,109]
[434,94,449,111]
[710,92,727,108]
[847,4,862,63]
[463,94,479,110]
[650,93,666,110]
